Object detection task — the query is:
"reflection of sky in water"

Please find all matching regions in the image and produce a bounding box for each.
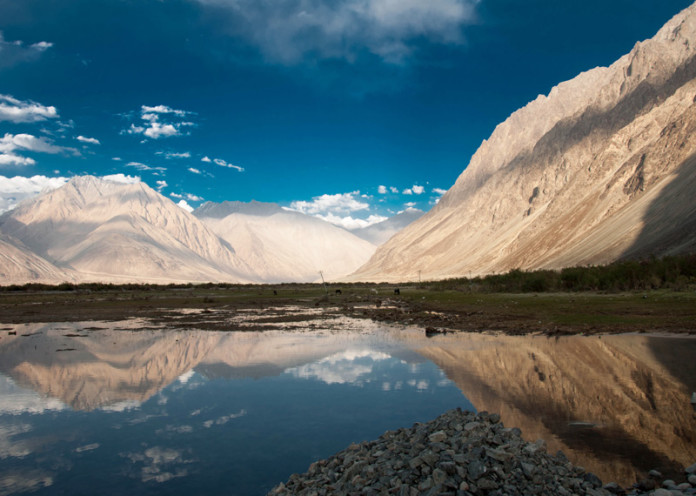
[0,344,470,496]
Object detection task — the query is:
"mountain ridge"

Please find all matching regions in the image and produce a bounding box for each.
[350,2,696,282]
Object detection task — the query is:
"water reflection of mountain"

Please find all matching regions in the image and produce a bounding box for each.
[417,334,696,485]
[0,323,693,487]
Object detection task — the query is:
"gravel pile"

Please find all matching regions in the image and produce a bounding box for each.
[269,409,696,496]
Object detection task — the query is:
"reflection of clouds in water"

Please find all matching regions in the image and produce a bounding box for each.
[99,400,141,412]
[0,468,53,494]
[122,446,194,483]
[287,349,391,385]
[202,409,246,428]
[157,425,194,435]
[178,370,195,384]
[0,423,33,459]
[406,379,430,391]
[0,375,67,415]
[75,443,100,453]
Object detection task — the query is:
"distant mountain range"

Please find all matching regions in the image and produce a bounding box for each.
[351,2,696,281]
[0,176,413,284]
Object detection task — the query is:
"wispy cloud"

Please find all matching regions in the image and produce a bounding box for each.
[195,0,477,65]
[126,161,167,172]
[188,168,202,174]
[102,174,141,184]
[124,105,195,140]
[0,32,53,68]
[432,187,447,195]
[170,192,204,202]
[0,94,58,123]
[155,180,168,192]
[202,156,244,172]
[157,151,191,159]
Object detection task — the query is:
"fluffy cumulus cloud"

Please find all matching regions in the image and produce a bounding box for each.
[290,191,369,215]
[155,180,168,192]
[176,200,194,213]
[0,133,78,166]
[194,0,477,65]
[0,174,68,213]
[125,105,195,140]
[432,187,447,195]
[288,191,389,228]
[102,174,141,184]
[0,32,53,69]
[377,185,387,194]
[76,136,100,145]
[0,94,58,123]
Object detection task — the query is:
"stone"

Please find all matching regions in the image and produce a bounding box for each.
[687,463,696,475]
[429,431,448,443]
[467,460,487,480]
[688,475,696,485]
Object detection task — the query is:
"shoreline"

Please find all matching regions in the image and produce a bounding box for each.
[269,408,696,496]
[0,286,694,336]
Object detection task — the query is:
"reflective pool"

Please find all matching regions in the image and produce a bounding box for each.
[0,319,694,495]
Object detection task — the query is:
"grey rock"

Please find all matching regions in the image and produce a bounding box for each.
[467,460,487,480]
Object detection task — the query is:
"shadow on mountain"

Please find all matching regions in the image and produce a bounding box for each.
[621,151,696,259]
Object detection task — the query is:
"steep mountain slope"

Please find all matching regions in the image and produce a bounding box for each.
[0,234,73,284]
[352,3,696,282]
[0,176,253,284]
[350,208,423,245]
[194,201,376,282]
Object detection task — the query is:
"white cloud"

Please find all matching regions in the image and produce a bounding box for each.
[0,133,76,155]
[315,212,387,229]
[176,200,194,213]
[0,133,77,167]
[124,105,195,140]
[0,94,58,123]
[155,180,168,192]
[287,349,390,385]
[112,157,122,161]
[0,153,35,167]
[0,33,54,68]
[102,174,141,184]
[389,186,399,193]
[201,156,212,163]
[377,185,387,194]
[412,185,424,194]
[194,0,477,65]
[404,201,416,207]
[212,157,244,172]
[290,191,369,216]
[402,188,413,195]
[433,187,447,195]
[202,410,247,428]
[76,135,100,145]
[185,193,203,202]
[157,151,191,159]
[126,161,167,172]
[188,168,201,174]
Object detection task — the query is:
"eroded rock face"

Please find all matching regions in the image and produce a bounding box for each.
[352,3,696,282]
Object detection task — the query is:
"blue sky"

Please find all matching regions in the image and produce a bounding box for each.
[0,0,692,228]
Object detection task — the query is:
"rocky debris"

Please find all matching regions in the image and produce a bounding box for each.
[269,409,696,496]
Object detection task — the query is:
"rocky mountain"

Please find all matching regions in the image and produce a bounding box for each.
[0,176,254,284]
[349,208,424,246]
[0,233,74,284]
[351,3,696,282]
[194,200,376,282]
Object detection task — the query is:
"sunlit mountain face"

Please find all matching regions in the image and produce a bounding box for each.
[0,321,694,494]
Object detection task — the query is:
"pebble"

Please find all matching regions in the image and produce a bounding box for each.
[268,408,696,496]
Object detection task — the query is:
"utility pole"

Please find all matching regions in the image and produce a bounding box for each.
[319,270,328,295]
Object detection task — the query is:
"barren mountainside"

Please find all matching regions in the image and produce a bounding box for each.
[351,3,696,282]
[0,176,255,284]
[194,200,376,282]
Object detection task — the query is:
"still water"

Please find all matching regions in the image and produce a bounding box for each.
[0,317,694,495]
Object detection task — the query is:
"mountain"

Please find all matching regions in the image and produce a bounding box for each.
[350,208,424,246]
[194,200,376,282]
[0,233,74,284]
[351,4,696,282]
[0,176,254,284]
